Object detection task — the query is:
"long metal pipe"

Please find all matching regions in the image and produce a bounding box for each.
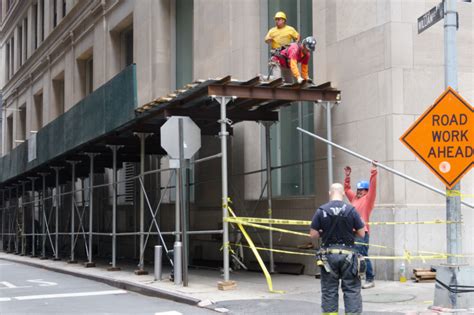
[109,145,121,270]
[68,161,78,263]
[325,102,334,187]
[138,134,146,273]
[297,127,474,209]
[1,190,4,251]
[39,174,47,258]
[52,167,62,260]
[20,181,27,256]
[264,122,275,273]
[218,96,231,282]
[87,154,96,266]
[444,0,462,265]
[28,178,37,257]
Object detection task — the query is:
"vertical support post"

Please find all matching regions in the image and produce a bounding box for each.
[20,181,27,256]
[178,118,189,286]
[14,184,19,254]
[444,0,461,266]
[28,178,38,257]
[85,153,97,267]
[216,96,231,282]
[264,122,275,273]
[135,134,148,275]
[52,167,63,260]
[7,187,12,253]
[326,102,334,187]
[154,245,162,281]
[175,168,180,243]
[1,189,4,252]
[67,161,78,263]
[39,173,48,259]
[107,146,122,271]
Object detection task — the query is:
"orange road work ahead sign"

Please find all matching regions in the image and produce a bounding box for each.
[400,87,473,189]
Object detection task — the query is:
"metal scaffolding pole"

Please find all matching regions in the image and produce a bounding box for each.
[263,122,275,273]
[39,173,48,259]
[135,134,148,275]
[0,190,3,251]
[85,153,97,267]
[108,145,122,271]
[67,161,79,264]
[216,96,232,282]
[324,102,334,187]
[20,181,27,256]
[52,167,63,261]
[28,177,38,257]
[14,184,19,254]
[178,118,189,286]
[7,187,12,253]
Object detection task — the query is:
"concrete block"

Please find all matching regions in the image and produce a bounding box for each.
[403,68,444,115]
[389,22,413,69]
[335,0,377,42]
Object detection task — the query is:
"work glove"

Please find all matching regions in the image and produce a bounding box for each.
[297,76,304,84]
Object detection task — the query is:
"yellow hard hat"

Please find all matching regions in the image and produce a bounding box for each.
[274,11,287,21]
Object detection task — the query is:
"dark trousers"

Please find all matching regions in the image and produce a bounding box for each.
[354,232,374,281]
[320,253,362,314]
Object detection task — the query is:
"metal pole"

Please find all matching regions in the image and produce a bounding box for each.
[136,134,148,275]
[175,168,180,243]
[85,153,96,267]
[1,190,4,251]
[28,178,37,257]
[264,122,275,273]
[154,245,162,281]
[174,241,182,285]
[297,127,474,209]
[217,96,231,282]
[178,118,189,286]
[67,161,78,263]
[108,145,121,271]
[39,173,47,259]
[444,0,461,265]
[7,187,12,253]
[20,181,26,256]
[325,102,334,187]
[52,167,62,260]
[14,184,19,254]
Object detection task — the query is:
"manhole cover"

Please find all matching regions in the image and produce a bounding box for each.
[364,293,416,303]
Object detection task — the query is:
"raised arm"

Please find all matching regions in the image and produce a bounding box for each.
[365,162,378,212]
[344,166,356,202]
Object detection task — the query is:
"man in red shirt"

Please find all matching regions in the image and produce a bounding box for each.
[271,36,316,83]
[344,162,378,289]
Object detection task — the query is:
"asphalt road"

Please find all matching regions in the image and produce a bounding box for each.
[0,260,213,315]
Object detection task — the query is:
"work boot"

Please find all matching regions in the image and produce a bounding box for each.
[362,280,375,289]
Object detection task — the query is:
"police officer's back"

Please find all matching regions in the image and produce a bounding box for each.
[310,183,365,315]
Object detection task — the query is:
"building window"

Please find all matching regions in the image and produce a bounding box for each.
[33,3,38,49]
[52,72,65,118]
[5,42,10,80]
[121,27,133,69]
[175,0,193,88]
[33,91,43,131]
[40,0,44,42]
[18,104,27,142]
[18,24,22,66]
[62,0,66,18]
[24,17,28,59]
[77,49,93,98]
[6,115,13,153]
[268,0,314,197]
[10,37,14,76]
[53,0,57,27]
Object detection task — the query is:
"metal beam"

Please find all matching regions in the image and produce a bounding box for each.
[208,84,341,102]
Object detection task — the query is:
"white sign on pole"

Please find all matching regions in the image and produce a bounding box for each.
[160,116,201,159]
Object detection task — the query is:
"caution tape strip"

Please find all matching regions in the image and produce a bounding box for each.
[446,190,474,198]
[225,203,284,293]
[227,216,462,226]
[229,243,474,262]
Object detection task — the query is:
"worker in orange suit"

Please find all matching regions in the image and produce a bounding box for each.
[271,36,316,84]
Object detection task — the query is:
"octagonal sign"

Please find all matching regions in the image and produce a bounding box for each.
[161,116,201,159]
[400,87,473,188]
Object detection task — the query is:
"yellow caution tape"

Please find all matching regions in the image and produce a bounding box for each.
[446,190,474,198]
[225,217,310,237]
[229,216,461,226]
[230,243,314,256]
[226,203,284,294]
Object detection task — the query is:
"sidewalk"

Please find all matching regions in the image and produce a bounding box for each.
[0,252,451,314]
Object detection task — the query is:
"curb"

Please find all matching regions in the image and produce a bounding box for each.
[0,254,201,306]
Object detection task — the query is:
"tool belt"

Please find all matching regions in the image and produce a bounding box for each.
[316,248,366,278]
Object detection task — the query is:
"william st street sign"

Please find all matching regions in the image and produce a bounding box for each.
[400,87,473,188]
[418,2,444,34]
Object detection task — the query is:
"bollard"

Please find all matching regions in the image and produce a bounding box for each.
[154,245,162,281]
[174,242,182,285]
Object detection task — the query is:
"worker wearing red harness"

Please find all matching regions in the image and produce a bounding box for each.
[271,36,316,83]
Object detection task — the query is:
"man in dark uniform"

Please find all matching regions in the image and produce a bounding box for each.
[310,183,366,315]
